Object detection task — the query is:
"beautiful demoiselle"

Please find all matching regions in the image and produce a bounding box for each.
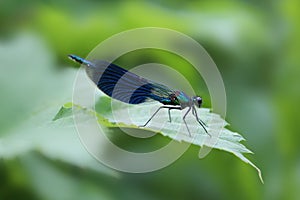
[68,54,209,136]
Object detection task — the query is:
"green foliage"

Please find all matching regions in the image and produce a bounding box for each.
[0,34,117,200]
[54,96,263,183]
[1,0,300,199]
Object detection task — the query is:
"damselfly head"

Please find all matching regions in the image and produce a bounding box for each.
[193,96,202,108]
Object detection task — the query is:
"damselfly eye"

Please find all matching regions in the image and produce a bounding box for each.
[194,96,202,108]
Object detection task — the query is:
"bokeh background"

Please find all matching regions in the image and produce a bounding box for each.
[1,0,299,200]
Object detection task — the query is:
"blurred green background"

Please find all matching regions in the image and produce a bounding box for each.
[1,0,299,200]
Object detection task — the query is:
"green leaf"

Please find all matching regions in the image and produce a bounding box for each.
[55,95,263,183]
[0,34,117,178]
[52,103,73,121]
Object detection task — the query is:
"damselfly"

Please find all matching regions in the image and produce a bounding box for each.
[68,55,209,136]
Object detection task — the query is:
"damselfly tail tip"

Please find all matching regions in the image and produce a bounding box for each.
[68,54,84,64]
[68,54,75,59]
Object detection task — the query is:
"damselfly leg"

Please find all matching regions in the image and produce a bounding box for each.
[192,106,210,136]
[139,105,181,128]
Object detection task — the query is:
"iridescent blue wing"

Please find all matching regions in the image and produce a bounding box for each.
[74,56,174,104]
